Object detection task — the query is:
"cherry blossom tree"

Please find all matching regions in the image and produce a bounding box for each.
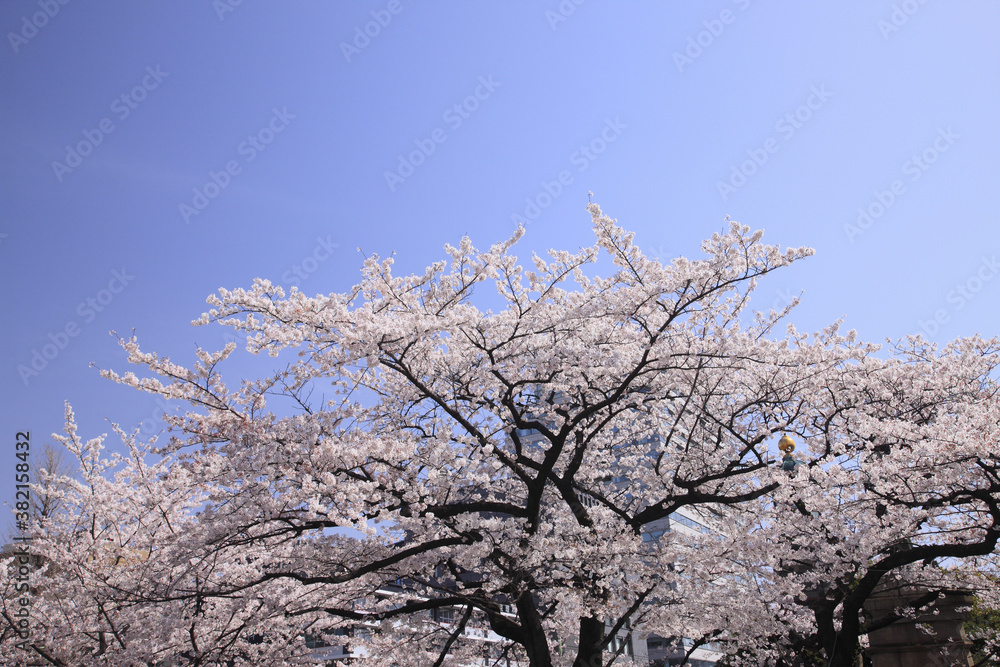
[731,334,1000,667]
[3,204,998,667]
[967,592,1000,666]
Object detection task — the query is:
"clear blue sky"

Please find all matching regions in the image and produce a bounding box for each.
[2,2,999,521]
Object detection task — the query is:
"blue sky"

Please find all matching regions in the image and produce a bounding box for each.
[2,1,999,523]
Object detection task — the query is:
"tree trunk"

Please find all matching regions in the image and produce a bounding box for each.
[574,615,605,667]
[804,595,862,667]
[516,592,553,667]
[824,610,862,667]
[826,635,862,667]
